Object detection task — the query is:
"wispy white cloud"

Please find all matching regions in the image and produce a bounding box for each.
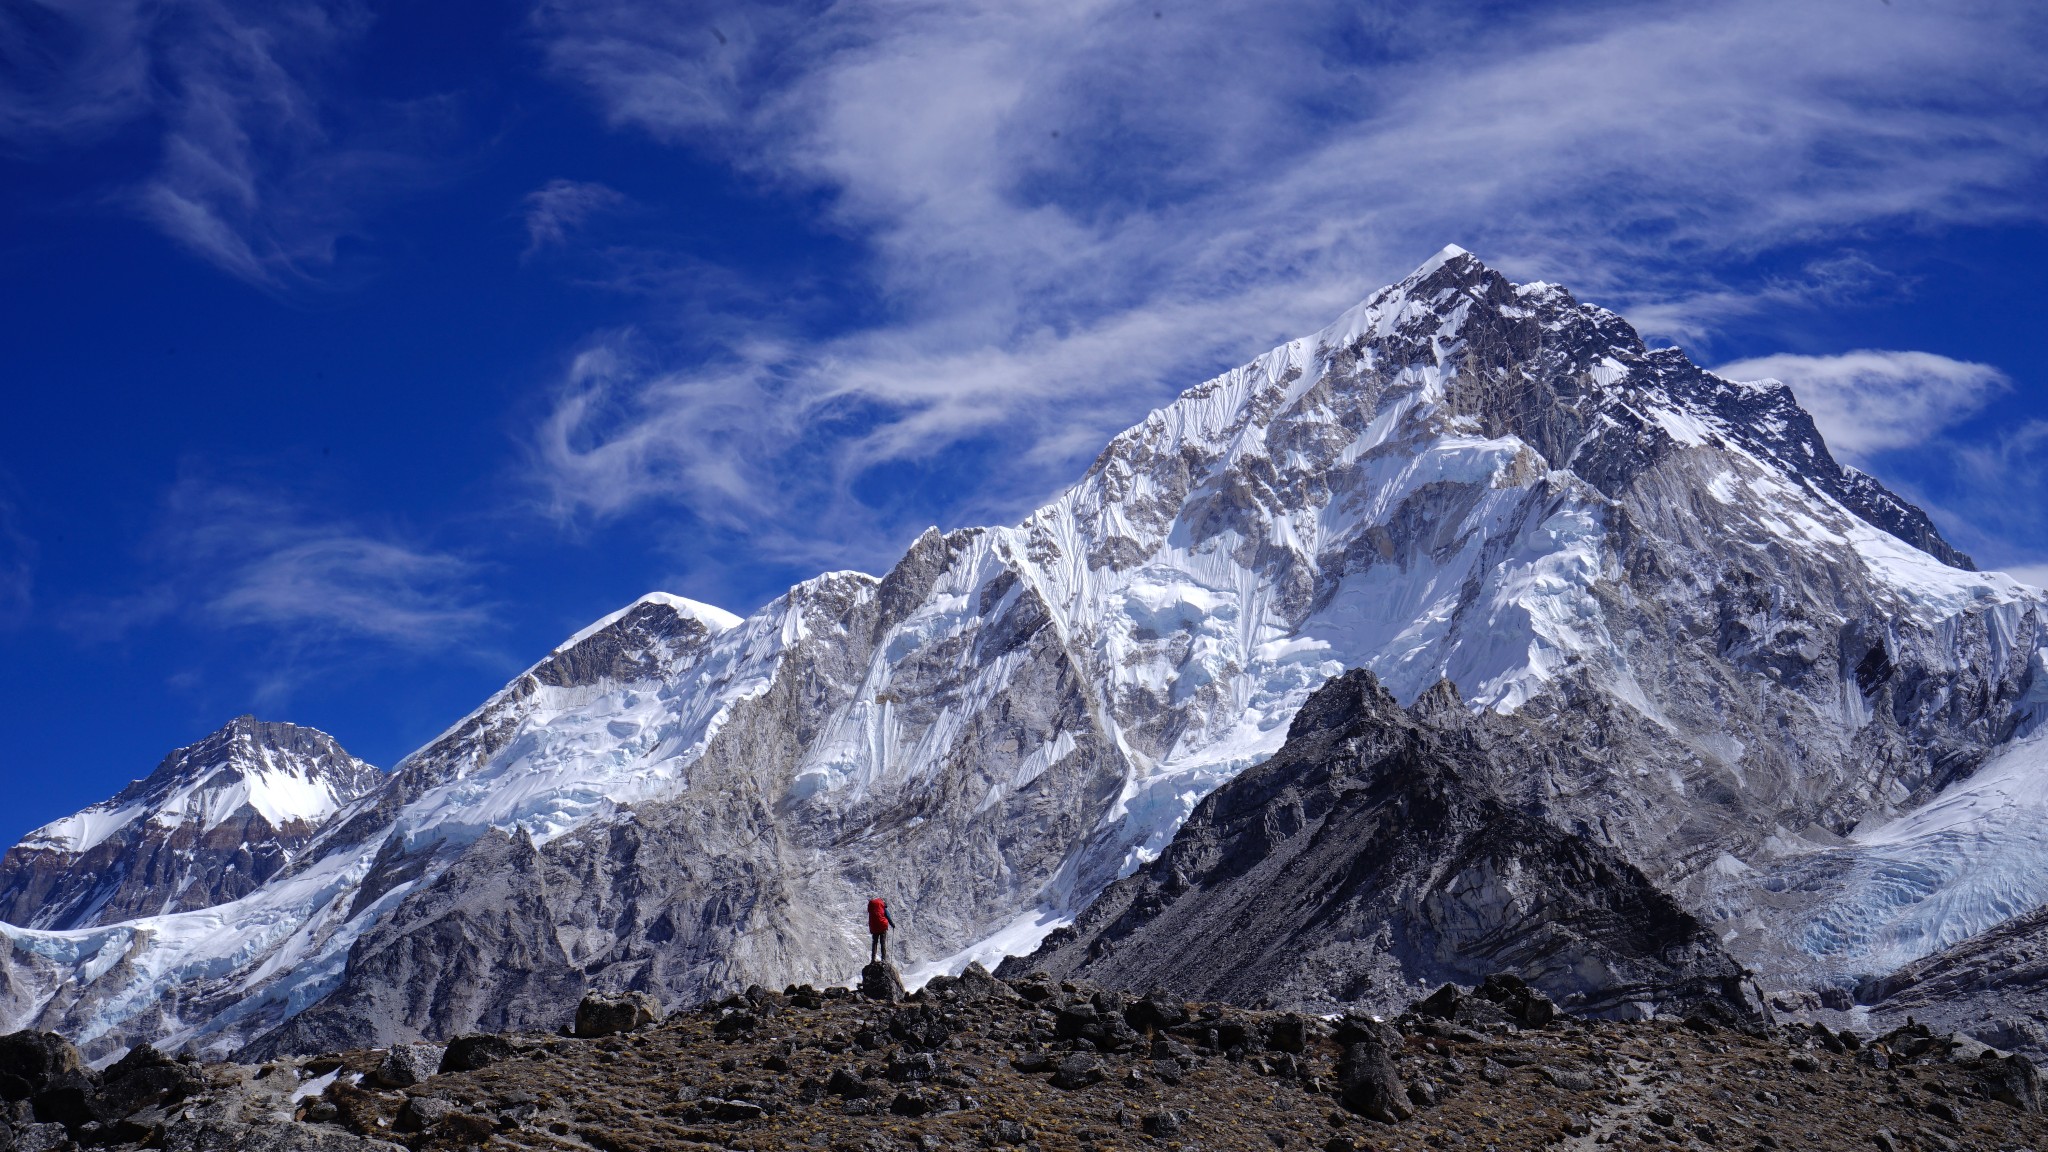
[1712,350,2010,462]
[2,0,447,287]
[75,477,492,651]
[522,178,627,254]
[0,0,155,142]
[528,0,2048,562]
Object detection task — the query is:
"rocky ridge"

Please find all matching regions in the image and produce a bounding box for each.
[1007,670,1761,1023]
[4,967,2043,1152]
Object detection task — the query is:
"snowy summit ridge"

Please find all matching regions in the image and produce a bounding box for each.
[3,248,2043,1062]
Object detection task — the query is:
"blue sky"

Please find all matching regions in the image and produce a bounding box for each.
[4,0,2048,840]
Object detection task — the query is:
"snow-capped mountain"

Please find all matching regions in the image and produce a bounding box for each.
[0,717,379,931]
[4,247,2042,1061]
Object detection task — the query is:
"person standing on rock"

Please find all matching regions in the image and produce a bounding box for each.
[868,896,892,963]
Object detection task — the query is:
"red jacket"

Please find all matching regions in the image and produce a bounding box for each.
[867,898,891,935]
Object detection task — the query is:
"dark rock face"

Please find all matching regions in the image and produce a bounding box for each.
[1011,671,1765,1022]
[0,717,379,930]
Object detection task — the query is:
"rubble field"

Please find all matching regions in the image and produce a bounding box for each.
[4,966,2042,1152]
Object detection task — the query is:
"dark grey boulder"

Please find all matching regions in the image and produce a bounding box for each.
[437,1034,515,1074]
[1048,1055,1104,1090]
[859,962,905,1003]
[574,991,661,1038]
[825,1068,870,1098]
[1337,1021,1405,1123]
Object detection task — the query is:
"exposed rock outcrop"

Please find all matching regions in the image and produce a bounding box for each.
[1010,671,1766,1022]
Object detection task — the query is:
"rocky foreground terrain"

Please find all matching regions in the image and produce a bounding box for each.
[4,965,2042,1152]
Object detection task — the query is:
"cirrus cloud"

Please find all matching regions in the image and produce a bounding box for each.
[528,0,2048,567]
[1712,350,2011,462]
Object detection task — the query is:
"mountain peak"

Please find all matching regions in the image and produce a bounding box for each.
[0,718,379,931]
[1406,242,1476,282]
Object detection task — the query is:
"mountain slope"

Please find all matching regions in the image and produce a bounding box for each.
[0,717,379,930]
[1859,897,2048,1062]
[4,247,2042,1061]
[1008,669,1762,1022]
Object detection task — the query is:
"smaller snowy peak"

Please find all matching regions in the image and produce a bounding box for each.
[0,717,380,930]
[34,717,378,851]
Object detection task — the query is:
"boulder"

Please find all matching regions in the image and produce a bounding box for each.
[1048,1055,1104,1090]
[370,1045,439,1090]
[13,1121,70,1152]
[437,1035,515,1075]
[1337,1021,1405,1123]
[394,1096,461,1134]
[1124,991,1190,1033]
[1975,1052,2042,1113]
[1477,973,1559,1029]
[825,1068,871,1098]
[859,962,905,1003]
[886,1052,938,1083]
[952,963,1021,1003]
[1141,1110,1186,1137]
[98,1048,205,1118]
[1267,1014,1311,1054]
[0,1033,90,1103]
[574,991,661,1038]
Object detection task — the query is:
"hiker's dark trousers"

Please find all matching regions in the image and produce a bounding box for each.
[871,932,888,963]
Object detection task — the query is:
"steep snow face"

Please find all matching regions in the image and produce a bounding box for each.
[385,593,778,849]
[5,247,2041,1057]
[0,718,381,932]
